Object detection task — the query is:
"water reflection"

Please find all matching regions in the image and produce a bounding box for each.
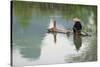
[13,39,41,59]
[40,32,76,64]
[47,18,71,43]
[73,34,82,51]
[12,1,97,66]
[20,47,41,59]
[52,32,57,43]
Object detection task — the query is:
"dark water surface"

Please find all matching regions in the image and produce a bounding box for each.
[12,1,97,67]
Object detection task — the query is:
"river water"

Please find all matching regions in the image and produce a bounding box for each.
[12,1,97,67]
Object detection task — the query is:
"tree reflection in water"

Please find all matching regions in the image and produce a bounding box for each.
[12,1,97,66]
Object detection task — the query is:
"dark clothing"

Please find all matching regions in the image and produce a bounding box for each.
[73,21,82,51]
[73,21,82,33]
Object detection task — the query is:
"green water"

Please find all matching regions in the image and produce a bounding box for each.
[12,1,97,67]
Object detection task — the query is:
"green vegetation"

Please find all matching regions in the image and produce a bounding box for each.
[12,1,97,30]
[12,1,97,62]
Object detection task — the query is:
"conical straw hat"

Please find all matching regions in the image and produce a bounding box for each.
[73,17,80,22]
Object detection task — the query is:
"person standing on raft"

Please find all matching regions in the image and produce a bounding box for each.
[73,17,82,35]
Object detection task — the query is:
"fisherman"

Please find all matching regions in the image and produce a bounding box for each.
[73,17,82,51]
[73,17,82,35]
